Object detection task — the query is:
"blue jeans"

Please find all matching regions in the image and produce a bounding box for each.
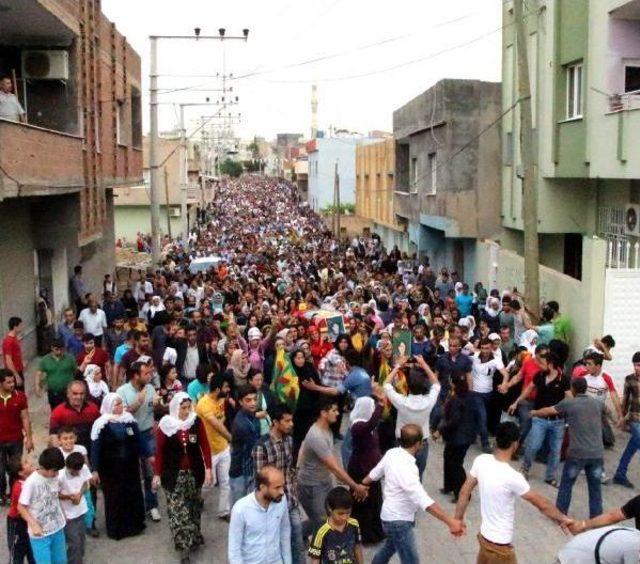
[523,417,565,481]
[140,428,158,511]
[415,441,429,482]
[615,421,640,481]
[556,457,603,518]
[230,474,254,508]
[289,505,305,564]
[372,520,419,564]
[471,391,492,449]
[517,400,534,444]
[29,529,67,564]
[340,427,353,468]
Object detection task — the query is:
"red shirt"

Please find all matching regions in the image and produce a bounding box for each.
[2,334,23,373]
[49,401,100,451]
[77,347,110,376]
[522,358,542,400]
[7,479,24,519]
[0,390,27,442]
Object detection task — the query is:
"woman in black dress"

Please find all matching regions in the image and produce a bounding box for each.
[90,392,147,540]
[347,394,385,544]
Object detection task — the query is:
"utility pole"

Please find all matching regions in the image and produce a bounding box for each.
[514,0,539,317]
[333,160,341,239]
[163,166,172,238]
[179,104,188,241]
[149,37,161,264]
[148,28,248,263]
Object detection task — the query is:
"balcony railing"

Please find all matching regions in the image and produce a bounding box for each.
[0,118,84,197]
[608,90,640,112]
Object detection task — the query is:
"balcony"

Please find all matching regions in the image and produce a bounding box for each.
[393,190,419,220]
[0,118,84,197]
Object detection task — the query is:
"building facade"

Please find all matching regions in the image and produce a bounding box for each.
[501,0,640,276]
[114,135,201,242]
[497,0,640,364]
[355,138,407,249]
[393,79,502,281]
[307,137,379,213]
[0,0,142,356]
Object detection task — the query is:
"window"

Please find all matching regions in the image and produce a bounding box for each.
[410,157,418,191]
[427,152,437,194]
[131,87,142,148]
[566,62,583,119]
[625,65,640,93]
[116,100,126,145]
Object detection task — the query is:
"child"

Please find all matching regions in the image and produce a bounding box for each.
[6,455,35,564]
[58,427,88,463]
[17,447,67,564]
[58,452,91,564]
[57,427,96,536]
[309,486,363,564]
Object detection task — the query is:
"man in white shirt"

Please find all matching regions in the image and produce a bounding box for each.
[0,77,26,123]
[78,298,108,347]
[382,354,440,480]
[455,421,571,563]
[362,424,463,564]
[470,338,510,453]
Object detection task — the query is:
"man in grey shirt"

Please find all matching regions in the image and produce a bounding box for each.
[0,77,26,123]
[557,526,640,564]
[297,397,367,540]
[532,377,605,518]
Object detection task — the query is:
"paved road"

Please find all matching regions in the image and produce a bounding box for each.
[2,390,638,563]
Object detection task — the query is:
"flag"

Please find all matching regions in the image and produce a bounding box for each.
[270,348,299,410]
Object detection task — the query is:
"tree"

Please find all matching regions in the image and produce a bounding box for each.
[219,159,243,178]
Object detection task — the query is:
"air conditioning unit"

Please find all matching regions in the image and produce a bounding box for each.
[625,204,640,236]
[22,50,69,80]
[170,208,181,218]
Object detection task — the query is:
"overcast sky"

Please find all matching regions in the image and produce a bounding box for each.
[102,0,502,141]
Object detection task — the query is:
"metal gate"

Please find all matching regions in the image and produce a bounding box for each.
[602,253,640,389]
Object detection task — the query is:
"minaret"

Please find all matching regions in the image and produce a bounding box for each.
[311,83,318,139]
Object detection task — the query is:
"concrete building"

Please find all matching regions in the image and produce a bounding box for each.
[114,136,201,242]
[0,0,142,357]
[501,0,640,274]
[493,0,640,373]
[355,138,408,249]
[393,79,502,280]
[307,137,379,213]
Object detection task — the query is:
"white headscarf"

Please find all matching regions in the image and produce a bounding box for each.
[486,297,501,318]
[163,347,178,365]
[350,396,376,426]
[520,329,539,354]
[90,392,135,441]
[83,364,107,398]
[158,392,197,437]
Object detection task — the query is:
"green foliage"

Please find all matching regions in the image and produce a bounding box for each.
[219,159,243,178]
[320,203,356,215]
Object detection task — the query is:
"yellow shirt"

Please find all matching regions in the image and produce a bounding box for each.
[196,394,228,455]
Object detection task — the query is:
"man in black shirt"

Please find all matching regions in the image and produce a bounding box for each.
[516,355,571,485]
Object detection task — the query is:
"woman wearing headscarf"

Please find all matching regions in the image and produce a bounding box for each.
[308,325,332,367]
[347,394,385,544]
[90,393,147,540]
[519,329,539,355]
[480,296,502,334]
[84,364,109,407]
[225,349,251,387]
[153,392,212,563]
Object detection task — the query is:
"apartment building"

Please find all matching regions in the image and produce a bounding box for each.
[0,0,142,356]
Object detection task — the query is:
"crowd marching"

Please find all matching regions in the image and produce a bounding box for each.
[3,175,640,564]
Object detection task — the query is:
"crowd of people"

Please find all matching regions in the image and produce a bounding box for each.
[2,175,640,563]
